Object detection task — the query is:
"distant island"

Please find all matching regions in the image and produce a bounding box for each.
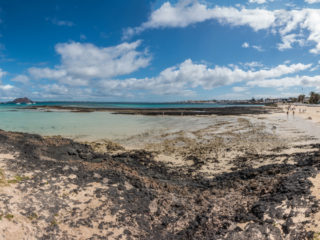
[8,97,34,104]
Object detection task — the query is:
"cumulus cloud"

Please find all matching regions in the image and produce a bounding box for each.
[29,59,309,98]
[124,0,320,54]
[29,40,151,86]
[0,84,13,90]
[17,35,317,99]
[247,75,320,89]
[3,58,318,99]
[97,59,311,96]
[123,1,275,39]
[29,68,66,80]
[277,33,305,51]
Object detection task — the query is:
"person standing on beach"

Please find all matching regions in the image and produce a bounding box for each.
[292,106,295,117]
[286,105,290,119]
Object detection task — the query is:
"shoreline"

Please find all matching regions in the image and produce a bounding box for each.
[0,109,320,239]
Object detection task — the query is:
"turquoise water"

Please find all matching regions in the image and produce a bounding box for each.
[0,102,262,141]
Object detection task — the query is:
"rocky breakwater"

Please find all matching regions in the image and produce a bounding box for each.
[24,105,281,116]
[0,129,319,239]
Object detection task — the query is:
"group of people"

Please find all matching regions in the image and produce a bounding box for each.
[285,104,307,117]
[286,105,296,116]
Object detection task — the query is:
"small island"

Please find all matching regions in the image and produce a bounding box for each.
[8,97,34,104]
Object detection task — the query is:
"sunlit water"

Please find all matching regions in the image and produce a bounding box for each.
[0,102,262,141]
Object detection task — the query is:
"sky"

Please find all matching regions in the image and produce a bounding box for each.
[0,0,320,101]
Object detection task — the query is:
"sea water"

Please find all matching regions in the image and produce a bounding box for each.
[0,102,261,141]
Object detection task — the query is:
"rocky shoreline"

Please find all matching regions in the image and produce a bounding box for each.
[0,113,320,239]
[24,105,278,116]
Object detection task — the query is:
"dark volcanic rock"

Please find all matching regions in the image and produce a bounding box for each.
[24,105,281,116]
[0,129,318,239]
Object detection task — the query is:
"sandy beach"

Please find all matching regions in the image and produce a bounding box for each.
[281,103,320,124]
[0,106,320,239]
[4,0,320,238]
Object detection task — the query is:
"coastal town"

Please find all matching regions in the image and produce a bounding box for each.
[181,92,320,105]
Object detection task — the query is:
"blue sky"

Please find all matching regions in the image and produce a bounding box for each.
[0,0,320,101]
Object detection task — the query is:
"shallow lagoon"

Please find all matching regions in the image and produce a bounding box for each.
[0,106,218,141]
[0,102,265,141]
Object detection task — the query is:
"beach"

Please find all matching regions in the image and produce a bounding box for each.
[0,105,320,239]
[3,0,320,239]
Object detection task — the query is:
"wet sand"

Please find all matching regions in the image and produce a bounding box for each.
[0,107,320,239]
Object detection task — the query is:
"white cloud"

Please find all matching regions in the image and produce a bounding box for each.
[2,58,317,99]
[123,2,275,39]
[97,59,311,95]
[247,75,320,88]
[249,0,267,4]
[0,84,13,90]
[124,0,320,54]
[305,0,320,4]
[29,40,151,86]
[242,42,249,48]
[252,45,264,51]
[11,74,30,84]
[277,33,305,51]
[29,68,66,80]
[242,42,264,51]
